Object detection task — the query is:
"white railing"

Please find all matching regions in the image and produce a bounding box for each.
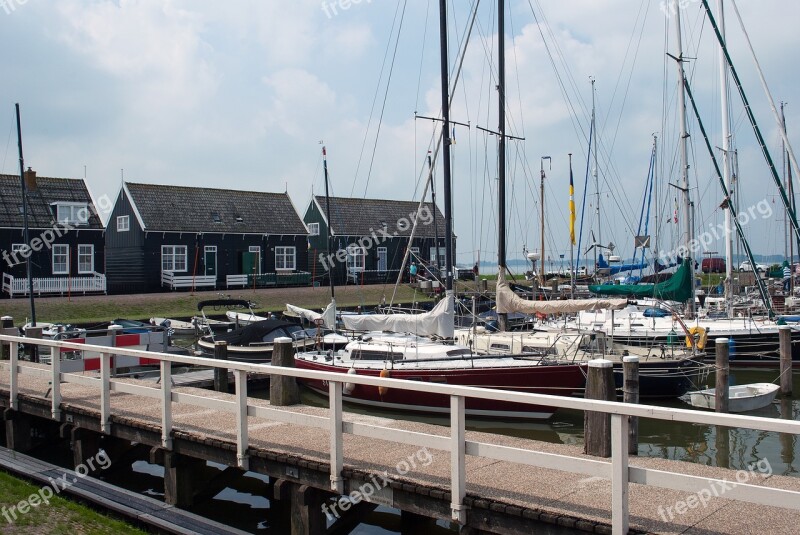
[161,271,216,290]
[3,272,106,298]
[226,274,249,288]
[0,334,798,535]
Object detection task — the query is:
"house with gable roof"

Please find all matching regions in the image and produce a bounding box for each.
[104,182,309,294]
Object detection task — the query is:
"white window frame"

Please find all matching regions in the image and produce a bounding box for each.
[347,245,366,272]
[430,246,445,267]
[249,246,262,274]
[308,222,320,236]
[275,246,296,271]
[116,215,130,232]
[8,244,25,266]
[52,244,69,275]
[161,245,188,273]
[53,202,89,225]
[377,247,388,272]
[77,244,94,274]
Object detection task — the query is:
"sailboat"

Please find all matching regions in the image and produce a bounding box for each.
[293,0,587,420]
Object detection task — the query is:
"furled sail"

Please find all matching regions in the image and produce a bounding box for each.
[496,270,628,314]
[284,302,336,329]
[342,295,454,338]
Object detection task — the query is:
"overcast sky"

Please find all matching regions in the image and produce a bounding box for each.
[1,0,798,269]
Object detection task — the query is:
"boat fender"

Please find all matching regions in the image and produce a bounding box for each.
[378,368,391,396]
[343,368,357,395]
[685,326,707,350]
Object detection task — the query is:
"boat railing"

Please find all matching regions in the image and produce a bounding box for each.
[1,333,798,533]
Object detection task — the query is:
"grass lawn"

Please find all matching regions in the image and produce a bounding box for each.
[0,471,145,534]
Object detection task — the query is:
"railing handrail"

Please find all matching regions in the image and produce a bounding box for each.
[0,334,796,434]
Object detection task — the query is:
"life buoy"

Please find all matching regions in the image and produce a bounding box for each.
[378,368,390,396]
[343,368,357,395]
[535,312,547,321]
[685,326,707,350]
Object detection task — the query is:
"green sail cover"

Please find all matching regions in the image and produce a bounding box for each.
[588,260,693,302]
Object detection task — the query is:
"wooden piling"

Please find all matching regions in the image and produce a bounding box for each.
[213,341,229,394]
[71,427,100,471]
[270,337,300,406]
[584,359,615,458]
[778,326,793,397]
[291,484,325,535]
[0,316,16,361]
[715,338,729,413]
[26,326,42,363]
[163,451,205,508]
[3,409,31,452]
[623,356,639,455]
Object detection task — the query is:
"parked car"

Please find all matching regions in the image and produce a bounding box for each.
[701,257,726,273]
[738,260,767,272]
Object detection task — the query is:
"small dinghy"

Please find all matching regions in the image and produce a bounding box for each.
[686,383,780,413]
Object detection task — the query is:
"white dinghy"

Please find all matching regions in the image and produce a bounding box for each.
[686,383,780,412]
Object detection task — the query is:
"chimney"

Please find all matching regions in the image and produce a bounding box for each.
[24,167,37,191]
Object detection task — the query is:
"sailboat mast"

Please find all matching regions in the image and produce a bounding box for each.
[673,0,696,318]
[497,0,508,330]
[591,78,600,275]
[438,0,454,293]
[716,0,734,316]
[428,152,441,271]
[322,146,335,304]
[15,103,35,327]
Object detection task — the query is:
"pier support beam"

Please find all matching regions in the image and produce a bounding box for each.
[214,341,229,394]
[163,450,206,508]
[271,337,299,406]
[401,511,432,534]
[71,427,100,470]
[290,484,325,535]
[3,409,31,452]
[779,326,793,397]
[715,338,730,413]
[584,359,614,457]
[623,356,640,455]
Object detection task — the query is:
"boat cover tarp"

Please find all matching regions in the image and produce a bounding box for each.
[496,271,628,314]
[342,295,454,338]
[207,319,293,346]
[588,259,693,302]
[284,302,336,329]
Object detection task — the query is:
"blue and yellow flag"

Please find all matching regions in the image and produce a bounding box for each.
[569,161,576,245]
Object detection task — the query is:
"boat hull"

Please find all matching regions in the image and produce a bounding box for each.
[293,358,586,419]
[610,358,707,399]
[687,383,780,412]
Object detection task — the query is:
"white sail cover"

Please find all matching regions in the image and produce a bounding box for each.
[342,295,454,338]
[496,270,628,314]
[284,302,336,329]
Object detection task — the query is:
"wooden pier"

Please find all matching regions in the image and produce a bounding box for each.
[1,335,799,535]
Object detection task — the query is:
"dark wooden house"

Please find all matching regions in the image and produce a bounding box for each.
[105,182,309,294]
[0,169,106,297]
[303,195,452,285]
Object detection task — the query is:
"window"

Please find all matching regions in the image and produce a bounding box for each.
[52,244,69,274]
[347,245,365,272]
[78,244,94,273]
[275,246,296,271]
[211,211,221,223]
[430,246,445,267]
[53,203,89,225]
[116,215,130,232]
[161,245,187,272]
[377,247,387,272]
[308,222,320,236]
[249,246,262,274]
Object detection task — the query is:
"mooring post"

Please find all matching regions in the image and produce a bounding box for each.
[584,359,615,458]
[163,451,205,508]
[778,326,793,397]
[622,356,639,455]
[71,427,100,471]
[3,408,31,452]
[214,341,229,393]
[291,484,325,535]
[715,338,729,413]
[26,326,42,363]
[270,337,299,406]
[0,316,13,360]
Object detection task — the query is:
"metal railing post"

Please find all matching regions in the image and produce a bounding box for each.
[160,360,172,449]
[9,341,18,410]
[50,346,61,420]
[329,381,344,493]
[611,413,630,534]
[100,352,111,433]
[450,394,466,523]
[235,369,249,470]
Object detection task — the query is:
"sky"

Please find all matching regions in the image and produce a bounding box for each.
[1,0,799,271]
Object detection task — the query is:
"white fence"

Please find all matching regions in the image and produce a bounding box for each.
[161,271,216,290]
[1,334,799,534]
[2,272,106,298]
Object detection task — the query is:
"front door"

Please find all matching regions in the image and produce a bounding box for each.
[377,247,387,272]
[204,246,217,276]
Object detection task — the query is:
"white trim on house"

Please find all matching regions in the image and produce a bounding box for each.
[122,182,147,231]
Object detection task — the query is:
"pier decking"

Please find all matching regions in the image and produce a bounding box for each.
[1,336,799,534]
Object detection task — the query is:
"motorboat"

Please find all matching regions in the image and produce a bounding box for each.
[196,319,315,363]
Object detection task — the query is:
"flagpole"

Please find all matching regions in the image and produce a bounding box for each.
[569,152,575,299]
